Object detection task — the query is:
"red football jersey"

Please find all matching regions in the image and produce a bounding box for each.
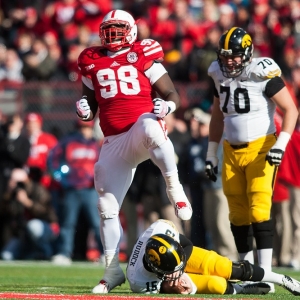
[27,132,58,172]
[77,39,165,137]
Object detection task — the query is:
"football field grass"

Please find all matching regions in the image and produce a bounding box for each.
[0,260,300,299]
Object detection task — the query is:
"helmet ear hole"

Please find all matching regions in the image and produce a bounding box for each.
[145,234,186,281]
[217,27,253,78]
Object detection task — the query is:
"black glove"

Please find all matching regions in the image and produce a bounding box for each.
[265,148,284,166]
[205,161,218,182]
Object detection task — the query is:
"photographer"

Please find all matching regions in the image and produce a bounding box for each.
[0,168,59,260]
[0,113,30,203]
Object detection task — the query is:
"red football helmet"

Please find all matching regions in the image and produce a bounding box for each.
[99,10,137,52]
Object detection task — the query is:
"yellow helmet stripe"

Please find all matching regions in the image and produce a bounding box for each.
[151,236,180,264]
[224,27,238,50]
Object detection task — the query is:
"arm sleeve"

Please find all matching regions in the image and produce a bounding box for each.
[265,76,285,98]
[179,233,193,261]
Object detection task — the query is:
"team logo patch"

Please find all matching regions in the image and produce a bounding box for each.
[127,52,138,63]
[241,34,252,48]
[147,249,161,266]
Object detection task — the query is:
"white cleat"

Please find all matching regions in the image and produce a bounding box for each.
[175,201,192,220]
[92,266,125,294]
[238,282,271,294]
[281,275,300,295]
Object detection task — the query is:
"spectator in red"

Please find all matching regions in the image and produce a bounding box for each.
[43,0,79,52]
[272,110,292,267]
[279,106,300,270]
[24,113,58,187]
[74,0,113,38]
[152,0,199,81]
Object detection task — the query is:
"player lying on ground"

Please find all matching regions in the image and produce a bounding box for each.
[127,219,300,295]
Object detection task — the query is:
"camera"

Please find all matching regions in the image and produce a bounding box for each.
[16,181,26,189]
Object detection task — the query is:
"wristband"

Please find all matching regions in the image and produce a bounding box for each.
[167,101,176,114]
[274,131,291,151]
[207,141,219,157]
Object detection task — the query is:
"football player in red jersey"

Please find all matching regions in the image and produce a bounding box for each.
[75,9,193,294]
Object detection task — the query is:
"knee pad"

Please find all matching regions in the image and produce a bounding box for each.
[231,260,265,282]
[97,193,120,219]
[252,220,273,249]
[26,219,44,239]
[137,114,167,148]
[231,260,253,281]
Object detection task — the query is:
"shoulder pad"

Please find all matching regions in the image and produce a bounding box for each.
[208,60,219,77]
[77,46,105,74]
[250,57,281,79]
[135,39,164,61]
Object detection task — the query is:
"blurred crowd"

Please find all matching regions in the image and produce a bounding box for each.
[0,0,300,269]
[0,0,300,96]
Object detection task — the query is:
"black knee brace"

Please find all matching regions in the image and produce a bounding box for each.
[252,220,274,249]
[230,223,253,253]
[231,260,264,282]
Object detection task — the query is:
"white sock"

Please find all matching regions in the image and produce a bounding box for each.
[100,217,123,266]
[257,248,273,271]
[239,251,254,264]
[262,270,283,284]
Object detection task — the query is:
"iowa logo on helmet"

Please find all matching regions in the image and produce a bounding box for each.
[241,34,252,48]
[147,249,161,266]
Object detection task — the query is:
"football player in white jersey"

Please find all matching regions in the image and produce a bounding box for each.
[127,219,300,296]
[205,27,298,292]
[75,9,192,293]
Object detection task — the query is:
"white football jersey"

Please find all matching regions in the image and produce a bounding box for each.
[208,57,281,144]
[126,219,180,294]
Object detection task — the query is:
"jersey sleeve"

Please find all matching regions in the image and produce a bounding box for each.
[77,46,102,78]
[207,61,219,78]
[140,39,164,62]
[251,57,281,80]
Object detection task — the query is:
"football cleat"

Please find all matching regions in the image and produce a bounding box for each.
[238,282,271,294]
[175,201,192,221]
[281,275,300,295]
[92,266,125,294]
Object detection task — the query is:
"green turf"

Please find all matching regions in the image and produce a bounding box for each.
[0,261,300,299]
